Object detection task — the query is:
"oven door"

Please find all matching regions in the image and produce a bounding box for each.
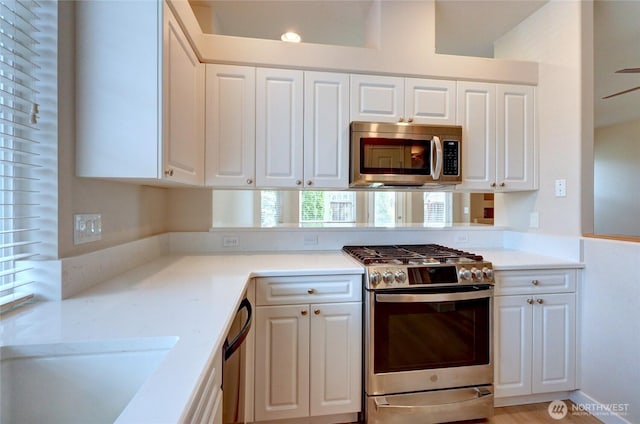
[366,286,493,396]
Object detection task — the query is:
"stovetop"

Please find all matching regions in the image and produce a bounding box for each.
[342,244,484,265]
[343,244,493,289]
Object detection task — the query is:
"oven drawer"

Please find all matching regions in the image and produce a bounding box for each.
[494,269,576,295]
[256,274,362,306]
[366,385,493,424]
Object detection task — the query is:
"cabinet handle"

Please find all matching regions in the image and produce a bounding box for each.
[301,310,308,316]
[527,298,534,305]
[536,298,544,304]
[532,279,540,286]
[296,180,302,186]
[246,178,253,185]
[307,288,315,294]
[314,309,320,315]
[164,169,174,177]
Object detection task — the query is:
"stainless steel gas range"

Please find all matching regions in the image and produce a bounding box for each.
[342,244,495,424]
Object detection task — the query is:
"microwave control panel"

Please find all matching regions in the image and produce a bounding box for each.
[442,140,460,176]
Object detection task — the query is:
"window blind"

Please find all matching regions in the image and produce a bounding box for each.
[0,0,41,312]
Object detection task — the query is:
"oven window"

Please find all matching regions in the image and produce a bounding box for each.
[373,296,490,373]
[361,137,430,174]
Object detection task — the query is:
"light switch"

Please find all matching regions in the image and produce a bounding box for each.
[74,214,102,245]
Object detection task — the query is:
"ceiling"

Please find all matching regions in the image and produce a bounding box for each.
[191,0,639,129]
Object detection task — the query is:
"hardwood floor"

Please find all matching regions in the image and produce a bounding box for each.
[460,401,602,424]
[353,401,602,423]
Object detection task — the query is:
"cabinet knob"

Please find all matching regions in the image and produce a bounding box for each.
[246,178,253,185]
[398,117,404,123]
[536,298,544,304]
[164,169,174,177]
[314,309,320,315]
[301,310,308,316]
[500,182,506,187]
[306,180,313,186]
[532,279,540,286]
[527,298,534,304]
[490,182,497,188]
[307,288,315,294]
[407,117,414,123]
[296,180,302,186]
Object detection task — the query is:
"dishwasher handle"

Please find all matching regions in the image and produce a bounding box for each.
[223,298,252,361]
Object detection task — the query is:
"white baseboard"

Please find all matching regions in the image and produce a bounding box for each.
[569,391,633,424]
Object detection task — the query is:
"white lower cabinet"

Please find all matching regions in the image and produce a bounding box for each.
[494,269,577,399]
[253,275,362,422]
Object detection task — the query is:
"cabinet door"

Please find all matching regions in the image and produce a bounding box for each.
[162,8,205,184]
[405,78,456,125]
[456,82,496,191]
[304,72,350,189]
[350,75,404,123]
[532,293,576,394]
[494,295,532,398]
[496,84,536,191]
[309,302,361,416]
[256,68,304,188]
[205,65,255,187]
[254,305,310,421]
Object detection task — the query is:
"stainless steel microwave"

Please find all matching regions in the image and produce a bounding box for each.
[350,121,463,188]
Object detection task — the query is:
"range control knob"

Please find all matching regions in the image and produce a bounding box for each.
[459,267,472,281]
[482,267,494,281]
[395,270,407,284]
[382,270,394,284]
[369,271,381,287]
[471,267,483,280]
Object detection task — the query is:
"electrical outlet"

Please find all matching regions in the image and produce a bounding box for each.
[223,236,239,248]
[74,214,102,245]
[303,235,318,246]
[555,179,567,197]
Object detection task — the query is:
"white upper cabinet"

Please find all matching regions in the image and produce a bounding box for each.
[303,72,350,189]
[350,75,456,124]
[255,68,305,188]
[162,9,205,185]
[496,84,536,191]
[76,1,204,185]
[457,82,497,191]
[205,65,256,187]
[405,78,457,125]
[457,82,536,191]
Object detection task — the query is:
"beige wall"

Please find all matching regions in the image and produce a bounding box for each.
[594,118,640,236]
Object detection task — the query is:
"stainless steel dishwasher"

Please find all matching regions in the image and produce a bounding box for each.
[222,297,252,424]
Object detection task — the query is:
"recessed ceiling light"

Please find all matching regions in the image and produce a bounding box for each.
[281,31,301,43]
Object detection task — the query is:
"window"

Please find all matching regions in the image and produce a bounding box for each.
[423,192,451,226]
[300,191,356,225]
[0,0,41,311]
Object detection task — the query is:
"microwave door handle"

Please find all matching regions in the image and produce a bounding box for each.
[430,136,443,179]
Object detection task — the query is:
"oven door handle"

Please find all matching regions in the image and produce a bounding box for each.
[375,290,492,303]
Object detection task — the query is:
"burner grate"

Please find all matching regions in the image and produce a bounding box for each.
[342,244,483,265]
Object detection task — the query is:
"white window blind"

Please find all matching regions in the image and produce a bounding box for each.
[0,0,41,312]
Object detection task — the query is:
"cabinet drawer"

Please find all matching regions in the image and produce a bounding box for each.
[495,269,576,295]
[256,274,362,305]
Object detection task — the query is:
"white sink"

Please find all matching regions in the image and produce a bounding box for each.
[0,337,177,424]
